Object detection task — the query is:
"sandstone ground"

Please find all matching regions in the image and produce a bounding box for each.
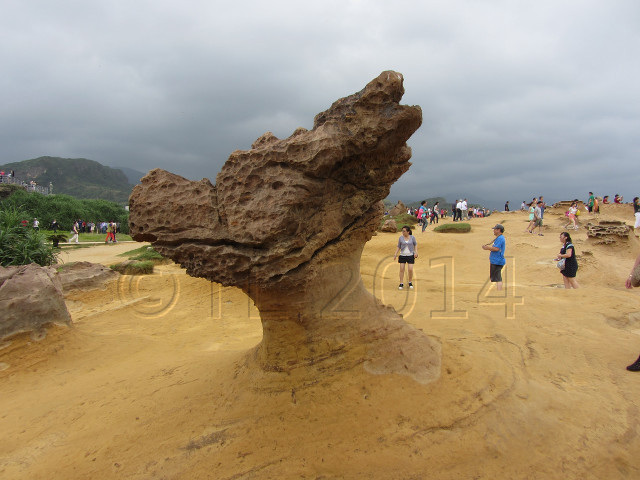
[1,204,639,479]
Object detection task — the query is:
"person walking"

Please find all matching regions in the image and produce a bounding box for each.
[566,202,579,230]
[69,222,79,243]
[624,253,640,371]
[393,226,418,290]
[482,224,506,291]
[504,201,510,211]
[32,218,39,231]
[51,219,59,233]
[556,232,579,289]
[525,200,537,233]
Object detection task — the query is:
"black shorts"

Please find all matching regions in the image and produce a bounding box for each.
[490,263,504,282]
[398,255,415,264]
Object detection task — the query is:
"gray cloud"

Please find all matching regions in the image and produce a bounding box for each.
[2,0,639,208]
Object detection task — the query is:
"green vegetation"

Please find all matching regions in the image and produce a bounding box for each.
[0,188,129,234]
[110,260,154,275]
[433,223,471,233]
[0,156,136,203]
[118,246,165,262]
[0,206,59,266]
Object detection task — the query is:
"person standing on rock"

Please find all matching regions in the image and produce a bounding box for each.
[482,224,506,291]
[555,232,579,289]
[624,253,640,371]
[394,226,418,290]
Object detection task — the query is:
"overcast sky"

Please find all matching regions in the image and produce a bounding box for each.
[2,0,639,208]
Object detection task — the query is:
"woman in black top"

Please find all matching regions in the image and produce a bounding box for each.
[556,231,579,289]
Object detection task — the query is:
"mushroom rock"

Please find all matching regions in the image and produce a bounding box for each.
[129,71,441,383]
[388,200,407,216]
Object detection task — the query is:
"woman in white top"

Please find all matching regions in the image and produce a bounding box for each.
[566,202,578,230]
[393,226,418,290]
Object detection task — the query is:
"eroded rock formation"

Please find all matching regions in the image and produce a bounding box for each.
[129,71,440,383]
[0,264,72,340]
[586,220,633,245]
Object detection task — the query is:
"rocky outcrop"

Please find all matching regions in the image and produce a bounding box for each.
[0,264,71,340]
[586,220,633,245]
[380,219,398,232]
[388,201,407,216]
[57,261,119,292]
[129,71,441,383]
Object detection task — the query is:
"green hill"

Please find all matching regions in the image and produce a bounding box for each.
[0,157,134,203]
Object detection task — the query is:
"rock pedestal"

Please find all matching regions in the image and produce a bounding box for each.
[129,71,440,383]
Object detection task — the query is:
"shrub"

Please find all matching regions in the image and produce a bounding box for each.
[0,206,59,266]
[118,246,165,262]
[433,223,471,233]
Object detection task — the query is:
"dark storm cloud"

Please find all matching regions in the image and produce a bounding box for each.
[2,0,639,206]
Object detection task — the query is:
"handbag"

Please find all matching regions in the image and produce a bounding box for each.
[557,258,566,270]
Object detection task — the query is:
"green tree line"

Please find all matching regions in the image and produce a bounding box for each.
[0,187,129,233]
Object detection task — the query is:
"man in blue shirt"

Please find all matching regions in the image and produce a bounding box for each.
[482,224,506,291]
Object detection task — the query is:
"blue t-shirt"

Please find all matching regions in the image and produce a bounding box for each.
[490,234,506,266]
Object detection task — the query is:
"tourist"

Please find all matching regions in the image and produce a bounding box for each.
[525,201,536,233]
[634,197,640,237]
[69,222,79,243]
[504,201,510,211]
[532,201,544,235]
[624,253,640,371]
[520,201,526,211]
[482,224,506,291]
[603,195,610,204]
[393,225,418,290]
[556,232,579,289]
[32,218,39,231]
[461,198,468,220]
[431,202,439,224]
[51,219,59,233]
[587,192,595,213]
[566,202,579,230]
[455,199,462,221]
[614,194,623,204]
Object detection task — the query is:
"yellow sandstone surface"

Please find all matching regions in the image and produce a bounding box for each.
[1,205,639,479]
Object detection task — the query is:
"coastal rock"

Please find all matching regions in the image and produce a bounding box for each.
[0,264,71,340]
[130,71,441,382]
[381,219,398,232]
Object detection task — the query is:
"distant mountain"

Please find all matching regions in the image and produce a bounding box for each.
[0,156,134,203]
[115,166,146,185]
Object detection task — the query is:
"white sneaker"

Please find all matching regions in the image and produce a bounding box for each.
[398,284,404,290]
[408,282,414,289]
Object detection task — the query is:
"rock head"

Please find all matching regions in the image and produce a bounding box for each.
[129,71,441,382]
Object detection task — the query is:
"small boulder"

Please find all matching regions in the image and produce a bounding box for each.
[381,219,398,232]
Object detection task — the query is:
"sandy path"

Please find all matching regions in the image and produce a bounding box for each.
[1,206,640,479]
